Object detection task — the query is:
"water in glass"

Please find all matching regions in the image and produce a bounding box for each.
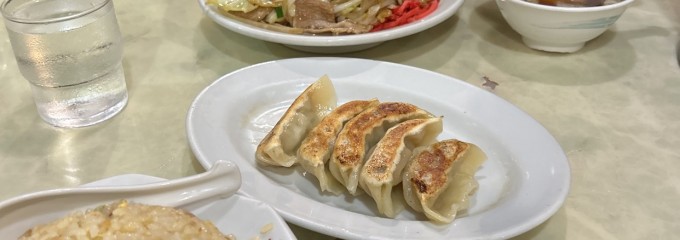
[3,0,127,127]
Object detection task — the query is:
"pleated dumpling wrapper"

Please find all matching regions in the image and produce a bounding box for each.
[256,75,337,167]
[359,117,443,217]
[297,99,380,194]
[402,139,486,224]
[329,102,434,195]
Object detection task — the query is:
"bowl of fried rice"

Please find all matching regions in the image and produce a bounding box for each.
[0,173,295,239]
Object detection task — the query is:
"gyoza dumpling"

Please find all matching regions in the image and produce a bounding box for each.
[359,117,443,217]
[329,102,434,195]
[256,75,337,167]
[402,139,486,224]
[297,99,380,194]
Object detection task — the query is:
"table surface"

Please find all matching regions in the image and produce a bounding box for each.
[1,0,678,239]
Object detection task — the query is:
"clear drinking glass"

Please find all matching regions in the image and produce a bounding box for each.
[1,0,127,128]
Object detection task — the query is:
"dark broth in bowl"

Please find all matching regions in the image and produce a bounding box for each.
[526,0,622,7]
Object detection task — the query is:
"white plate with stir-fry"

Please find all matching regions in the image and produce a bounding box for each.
[197,0,464,53]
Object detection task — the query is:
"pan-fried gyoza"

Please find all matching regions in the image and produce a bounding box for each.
[255,76,488,224]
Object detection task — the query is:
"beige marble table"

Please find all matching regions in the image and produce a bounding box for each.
[1,0,678,239]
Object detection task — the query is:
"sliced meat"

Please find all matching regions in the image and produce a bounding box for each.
[283,0,371,34]
[287,0,336,29]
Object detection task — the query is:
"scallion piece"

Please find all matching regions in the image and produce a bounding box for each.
[275,7,283,18]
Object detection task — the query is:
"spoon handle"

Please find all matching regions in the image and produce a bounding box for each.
[0,160,241,230]
[98,160,242,207]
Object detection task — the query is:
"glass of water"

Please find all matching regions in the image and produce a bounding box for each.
[1,0,127,128]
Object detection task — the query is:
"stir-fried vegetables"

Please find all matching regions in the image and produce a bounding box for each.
[334,0,396,26]
[207,0,439,34]
[207,0,258,12]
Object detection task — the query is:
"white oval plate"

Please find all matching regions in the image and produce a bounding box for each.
[0,175,296,240]
[187,57,571,240]
[197,0,464,53]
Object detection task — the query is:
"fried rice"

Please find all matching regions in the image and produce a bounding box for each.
[20,200,234,240]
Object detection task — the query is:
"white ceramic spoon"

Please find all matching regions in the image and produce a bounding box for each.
[0,160,241,237]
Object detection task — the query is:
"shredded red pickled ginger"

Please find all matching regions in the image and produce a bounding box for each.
[371,0,439,32]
